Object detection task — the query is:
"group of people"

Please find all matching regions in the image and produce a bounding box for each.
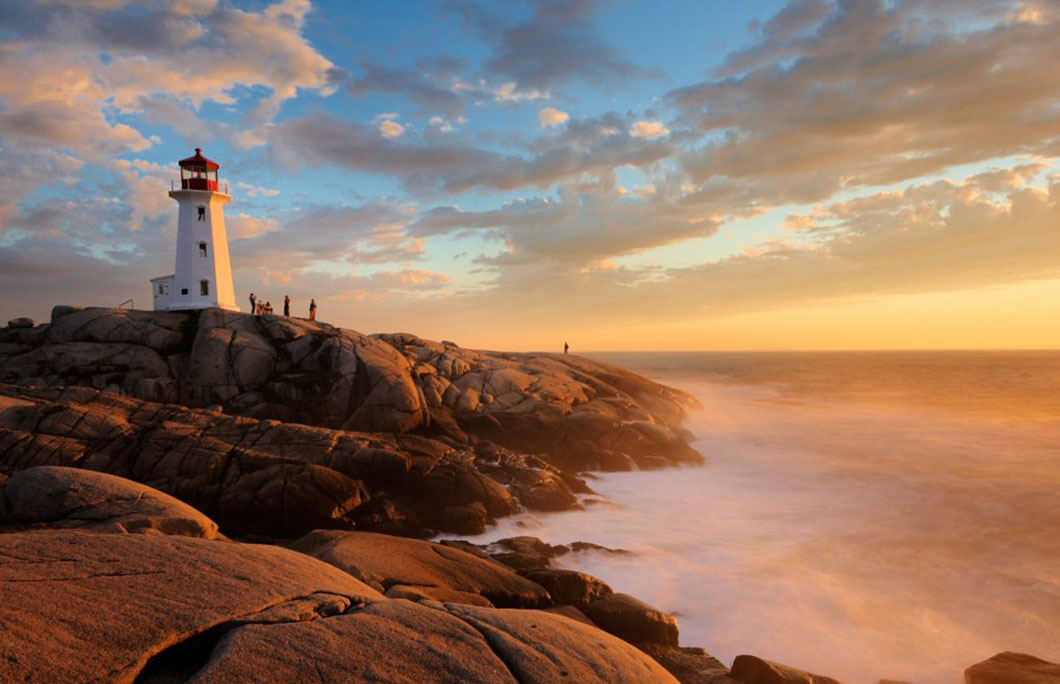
[249,293,317,320]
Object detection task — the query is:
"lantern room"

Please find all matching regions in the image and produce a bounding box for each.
[178,147,219,191]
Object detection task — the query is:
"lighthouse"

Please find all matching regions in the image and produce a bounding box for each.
[150,148,239,312]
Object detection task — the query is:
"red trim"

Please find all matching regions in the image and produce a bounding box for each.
[178,147,219,169]
[181,178,218,191]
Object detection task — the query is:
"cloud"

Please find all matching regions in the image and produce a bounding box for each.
[445,0,657,89]
[378,120,406,138]
[346,59,468,118]
[667,0,1060,206]
[537,107,569,128]
[236,182,281,198]
[274,111,675,195]
[630,121,669,139]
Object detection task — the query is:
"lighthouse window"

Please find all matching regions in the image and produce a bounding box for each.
[197,206,206,221]
[199,242,208,257]
[157,284,164,295]
[200,280,209,296]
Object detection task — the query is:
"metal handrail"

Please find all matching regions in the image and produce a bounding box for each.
[117,299,134,309]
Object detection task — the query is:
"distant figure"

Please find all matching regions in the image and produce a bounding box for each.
[249,292,256,313]
[309,298,317,321]
[264,301,273,315]
[283,295,290,317]
[255,300,263,316]
[564,341,569,355]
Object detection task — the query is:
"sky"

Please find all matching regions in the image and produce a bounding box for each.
[0,0,1058,351]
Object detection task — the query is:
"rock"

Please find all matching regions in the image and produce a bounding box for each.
[289,530,551,608]
[0,530,381,684]
[50,305,82,323]
[966,653,1060,684]
[185,599,521,684]
[485,535,568,570]
[639,644,738,684]
[519,567,613,608]
[1,307,702,479]
[0,384,534,537]
[446,603,681,684]
[543,604,596,626]
[44,307,188,351]
[0,466,219,538]
[729,655,845,684]
[582,592,680,647]
[6,317,34,329]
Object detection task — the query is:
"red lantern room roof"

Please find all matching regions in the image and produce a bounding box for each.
[178,148,219,169]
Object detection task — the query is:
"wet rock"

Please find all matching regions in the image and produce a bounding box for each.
[582,592,680,647]
[0,466,219,538]
[289,530,551,608]
[729,655,845,684]
[966,652,1060,684]
[519,568,613,608]
[487,536,568,570]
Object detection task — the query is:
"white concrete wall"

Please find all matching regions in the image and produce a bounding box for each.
[166,189,239,311]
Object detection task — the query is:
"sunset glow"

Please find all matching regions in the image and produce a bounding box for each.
[1,0,1058,349]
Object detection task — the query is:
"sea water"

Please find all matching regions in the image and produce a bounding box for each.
[461,351,1060,684]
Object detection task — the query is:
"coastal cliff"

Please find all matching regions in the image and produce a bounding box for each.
[0,309,1053,684]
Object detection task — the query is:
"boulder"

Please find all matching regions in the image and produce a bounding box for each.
[519,567,613,608]
[289,530,551,608]
[184,599,521,684]
[7,317,35,329]
[446,603,681,684]
[729,655,844,684]
[966,652,1060,684]
[639,644,738,684]
[0,530,381,684]
[0,466,219,538]
[582,592,680,647]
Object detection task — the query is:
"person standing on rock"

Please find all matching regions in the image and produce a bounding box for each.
[564,341,569,354]
[283,295,290,317]
[309,298,317,321]
[249,292,256,313]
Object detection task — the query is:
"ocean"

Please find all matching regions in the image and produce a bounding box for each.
[461,351,1060,684]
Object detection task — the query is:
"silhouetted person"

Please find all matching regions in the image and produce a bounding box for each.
[564,341,569,354]
[309,298,317,321]
[264,301,272,315]
[255,300,263,316]
[249,292,256,313]
[283,295,290,317]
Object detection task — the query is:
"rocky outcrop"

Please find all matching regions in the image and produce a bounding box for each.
[729,655,845,684]
[966,653,1060,684]
[519,567,614,608]
[1,307,701,473]
[289,529,551,608]
[0,465,218,538]
[0,384,575,536]
[582,592,681,647]
[0,529,382,684]
[0,472,682,684]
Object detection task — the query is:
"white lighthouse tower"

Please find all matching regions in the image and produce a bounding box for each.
[150,148,239,312]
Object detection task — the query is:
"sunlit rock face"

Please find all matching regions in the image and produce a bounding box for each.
[0,472,683,684]
[0,305,701,536]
